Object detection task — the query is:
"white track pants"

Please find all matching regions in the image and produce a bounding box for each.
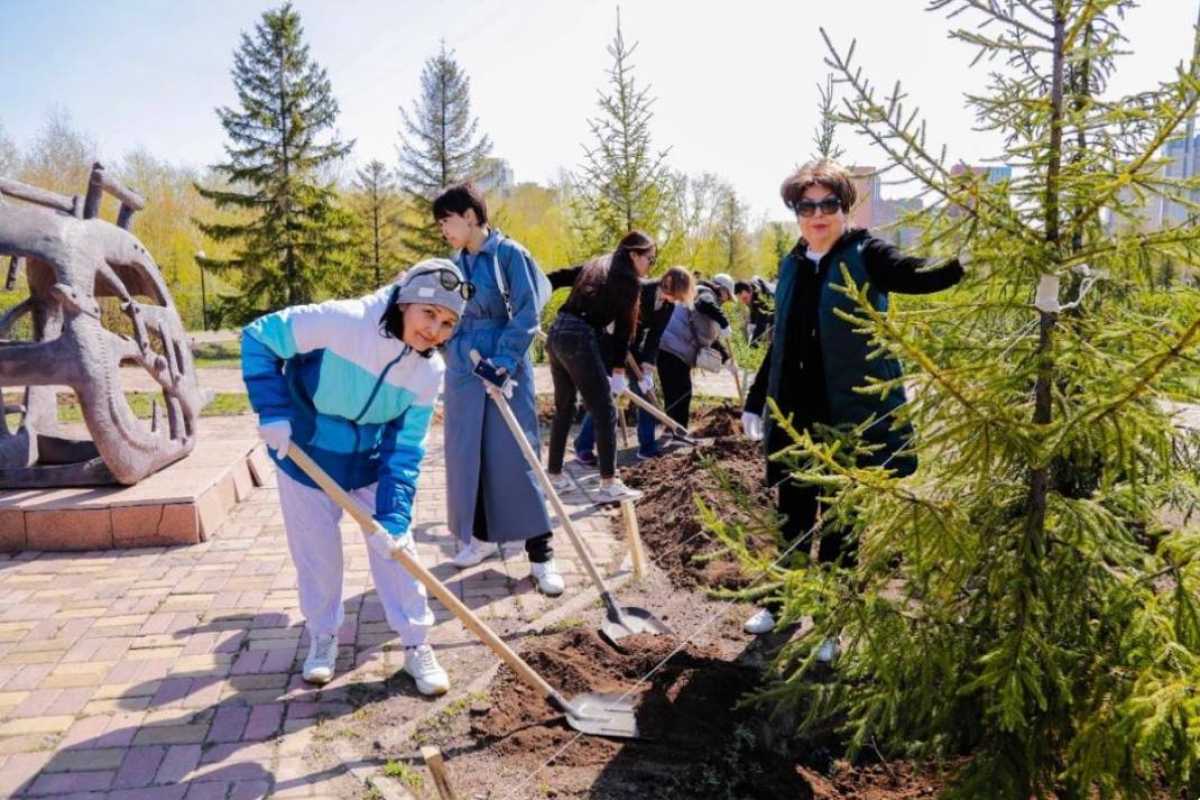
[276,468,434,646]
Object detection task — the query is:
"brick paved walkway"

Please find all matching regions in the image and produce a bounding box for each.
[0,419,623,799]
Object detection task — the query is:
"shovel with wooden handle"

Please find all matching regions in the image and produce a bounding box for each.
[622,355,698,444]
[284,445,642,739]
[469,350,671,648]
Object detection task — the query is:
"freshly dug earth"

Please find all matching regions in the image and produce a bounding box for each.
[690,402,743,438]
[620,407,774,590]
[471,628,814,799]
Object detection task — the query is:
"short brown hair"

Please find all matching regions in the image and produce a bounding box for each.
[780,160,856,213]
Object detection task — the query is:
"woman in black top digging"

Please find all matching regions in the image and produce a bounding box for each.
[544,231,656,503]
[557,266,696,462]
[740,159,964,648]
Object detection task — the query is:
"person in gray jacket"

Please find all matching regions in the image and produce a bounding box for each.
[656,280,732,431]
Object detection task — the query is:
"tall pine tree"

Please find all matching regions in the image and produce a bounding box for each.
[712,2,1200,796]
[573,10,673,251]
[196,2,353,324]
[396,44,493,257]
[349,159,401,292]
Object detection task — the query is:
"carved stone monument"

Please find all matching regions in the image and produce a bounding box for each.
[0,162,204,487]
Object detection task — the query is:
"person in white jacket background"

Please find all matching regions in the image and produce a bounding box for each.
[241,260,473,695]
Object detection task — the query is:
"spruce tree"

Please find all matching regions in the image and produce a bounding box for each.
[349,159,401,291]
[573,10,673,250]
[813,72,845,161]
[396,44,493,258]
[195,2,353,323]
[714,3,1200,796]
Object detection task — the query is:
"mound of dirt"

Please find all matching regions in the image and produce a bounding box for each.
[690,403,743,438]
[471,628,813,798]
[619,415,772,590]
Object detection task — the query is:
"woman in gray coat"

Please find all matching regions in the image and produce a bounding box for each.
[433,183,563,596]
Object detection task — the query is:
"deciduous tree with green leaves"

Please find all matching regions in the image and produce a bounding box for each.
[396,44,492,258]
[713,3,1200,797]
[195,2,354,324]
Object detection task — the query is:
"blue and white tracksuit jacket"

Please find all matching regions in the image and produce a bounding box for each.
[241,286,443,537]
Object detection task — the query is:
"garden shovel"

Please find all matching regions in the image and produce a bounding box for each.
[470,351,672,648]
[285,445,642,739]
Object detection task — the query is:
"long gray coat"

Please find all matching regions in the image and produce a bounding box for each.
[443,231,552,544]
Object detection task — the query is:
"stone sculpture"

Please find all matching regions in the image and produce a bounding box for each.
[0,162,204,487]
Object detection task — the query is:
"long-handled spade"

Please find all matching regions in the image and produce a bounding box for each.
[285,446,642,739]
[469,351,672,647]
[622,356,700,446]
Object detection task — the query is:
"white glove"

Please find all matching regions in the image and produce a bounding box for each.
[493,370,517,400]
[741,411,763,442]
[368,528,412,559]
[609,372,629,396]
[258,419,292,458]
[637,368,654,394]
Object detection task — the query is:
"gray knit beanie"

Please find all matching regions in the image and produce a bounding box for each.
[393,258,473,317]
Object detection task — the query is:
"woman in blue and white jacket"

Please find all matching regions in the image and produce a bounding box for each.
[241,260,473,695]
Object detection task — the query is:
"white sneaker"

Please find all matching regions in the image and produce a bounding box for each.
[593,478,642,504]
[548,473,574,494]
[451,539,499,569]
[302,633,338,685]
[816,636,840,663]
[531,560,565,596]
[743,608,776,635]
[403,644,450,696]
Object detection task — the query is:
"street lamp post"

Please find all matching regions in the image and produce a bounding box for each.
[194,251,208,332]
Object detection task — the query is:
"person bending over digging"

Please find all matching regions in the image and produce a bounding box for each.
[434,183,565,596]
[740,159,964,654]
[656,277,734,436]
[242,260,475,695]
[543,231,656,503]
[567,265,697,462]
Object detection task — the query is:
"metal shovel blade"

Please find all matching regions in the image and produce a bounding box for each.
[600,605,673,648]
[563,692,641,739]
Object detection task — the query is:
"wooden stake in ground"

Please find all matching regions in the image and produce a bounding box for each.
[420,746,459,800]
[620,499,646,580]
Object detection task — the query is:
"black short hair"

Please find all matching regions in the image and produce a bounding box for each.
[432,182,488,226]
[734,281,752,295]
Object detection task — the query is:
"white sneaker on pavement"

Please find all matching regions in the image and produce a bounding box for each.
[743,608,776,635]
[302,633,338,685]
[593,478,642,504]
[531,560,566,596]
[815,636,840,663]
[403,644,450,696]
[451,539,499,569]
[548,473,574,494]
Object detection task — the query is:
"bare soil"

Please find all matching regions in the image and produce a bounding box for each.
[620,406,775,591]
[325,403,953,799]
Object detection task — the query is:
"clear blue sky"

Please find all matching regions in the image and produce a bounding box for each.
[1,0,1195,221]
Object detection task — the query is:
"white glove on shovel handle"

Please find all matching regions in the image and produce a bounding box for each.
[741,411,763,442]
[258,419,292,458]
[609,372,629,396]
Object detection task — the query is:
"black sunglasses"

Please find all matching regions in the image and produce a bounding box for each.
[790,197,844,218]
[421,268,476,300]
[632,248,657,266]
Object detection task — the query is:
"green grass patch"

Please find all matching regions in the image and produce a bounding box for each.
[381,760,424,791]
[3,391,251,427]
[191,340,242,368]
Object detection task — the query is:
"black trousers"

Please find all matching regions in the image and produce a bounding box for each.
[776,478,852,566]
[656,350,693,430]
[546,313,618,478]
[473,478,552,563]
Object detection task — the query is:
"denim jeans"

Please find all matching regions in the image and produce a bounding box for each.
[546,313,618,478]
[575,379,658,456]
